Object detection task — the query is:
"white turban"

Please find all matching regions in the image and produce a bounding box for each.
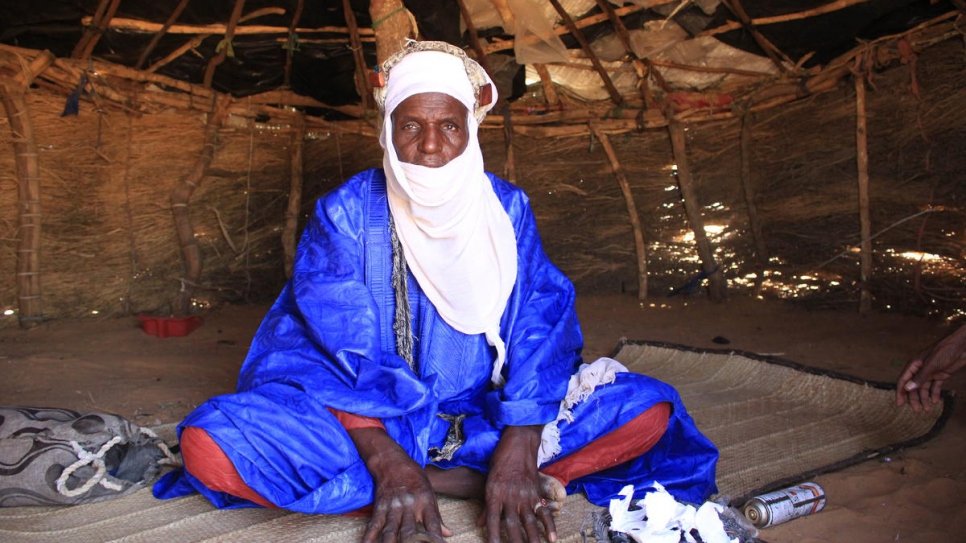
[378,45,517,387]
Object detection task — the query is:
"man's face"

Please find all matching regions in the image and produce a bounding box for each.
[391,92,469,168]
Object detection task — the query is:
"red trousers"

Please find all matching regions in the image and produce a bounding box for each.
[180,401,671,508]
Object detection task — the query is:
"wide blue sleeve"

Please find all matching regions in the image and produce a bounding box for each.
[237,170,431,419]
[484,175,583,428]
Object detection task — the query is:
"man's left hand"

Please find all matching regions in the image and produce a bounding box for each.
[482,425,558,543]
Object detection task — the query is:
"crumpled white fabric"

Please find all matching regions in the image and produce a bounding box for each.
[537,357,628,465]
[609,483,738,543]
[379,50,518,387]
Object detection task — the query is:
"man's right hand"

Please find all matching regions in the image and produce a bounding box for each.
[349,427,450,543]
[896,324,966,412]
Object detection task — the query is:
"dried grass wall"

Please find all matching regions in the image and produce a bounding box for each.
[1,41,962,326]
[481,40,964,318]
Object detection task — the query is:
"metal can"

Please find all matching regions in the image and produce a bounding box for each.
[742,482,827,528]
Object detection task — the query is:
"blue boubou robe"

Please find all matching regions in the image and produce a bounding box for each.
[153,169,718,512]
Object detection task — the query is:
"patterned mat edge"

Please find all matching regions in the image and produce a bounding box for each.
[610,338,956,505]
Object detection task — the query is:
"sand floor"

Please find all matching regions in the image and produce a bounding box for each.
[1,293,963,542]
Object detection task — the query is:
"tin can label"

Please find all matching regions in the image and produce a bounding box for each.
[743,482,826,527]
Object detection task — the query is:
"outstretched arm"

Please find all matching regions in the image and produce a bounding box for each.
[896,324,966,412]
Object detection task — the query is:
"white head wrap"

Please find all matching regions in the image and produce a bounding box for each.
[377,45,517,387]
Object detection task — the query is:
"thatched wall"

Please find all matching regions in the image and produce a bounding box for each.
[489,39,964,316]
[1,40,963,326]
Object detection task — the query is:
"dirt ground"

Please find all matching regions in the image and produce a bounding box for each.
[1,293,963,542]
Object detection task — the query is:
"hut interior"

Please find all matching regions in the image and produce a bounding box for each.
[0,1,964,542]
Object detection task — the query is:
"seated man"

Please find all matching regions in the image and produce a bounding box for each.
[153,41,718,543]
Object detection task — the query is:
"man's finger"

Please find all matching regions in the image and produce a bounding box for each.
[362,503,388,543]
[928,379,944,405]
[417,505,447,540]
[501,512,525,543]
[522,507,543,543]
[485,503,503,543]
[535,505,557,542]
[381,504,404,543]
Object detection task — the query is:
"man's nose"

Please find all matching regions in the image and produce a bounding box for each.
[418,127,441,154]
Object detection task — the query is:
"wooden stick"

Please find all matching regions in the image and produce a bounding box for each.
[136,0,192,69]
[482,3,661,55]
[701,0,877,37]
[649,58,776,78]
[1,83,44,326]
[83,15,375,37]
[456,0,493,76]
[80,0,122,61]
[368,0,412,63]
[589,123,648,301]
[720,0,793,74]
[283,114,306,278]
[503,107,516,182]
[855,70,872,313]
[548,0,623,105]
[342,0,373,110]
[203,0,246,88]
[143,7,289,73]
[72,0,112,59]
[594,0,653,109]
[147,35,209,73]
[739,111,768,295]
[667,121,726,302]
[283,0,305,87]
[170,95,232,315]
[13,50,56,87]
[532,64,560,107]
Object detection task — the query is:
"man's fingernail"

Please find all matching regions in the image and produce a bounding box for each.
[904,382,918,391]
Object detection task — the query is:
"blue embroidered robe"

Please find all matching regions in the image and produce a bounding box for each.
[153,169,718,512]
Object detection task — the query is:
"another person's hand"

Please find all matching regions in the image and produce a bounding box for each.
[351,428,450,543]
[482,425,558,543]
[896,324,966,412]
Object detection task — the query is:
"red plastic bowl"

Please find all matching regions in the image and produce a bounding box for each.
[137,315,203,338]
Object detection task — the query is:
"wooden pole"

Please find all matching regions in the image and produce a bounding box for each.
[482,4,648,55]
[701,0,881,37]
[283,114,306,278]
[145,8,288,74]
[2,85,44,326]
[136,0,191,69]
[369,0,413,63]
[170,95,232,315]
[1,50,53,327]
[456,0,493,76]
[85,15,375,37]
[283,0,305,87]
[589,123,648,301]
[533,64,560,107]
[72,0,117,60]
[720,0,793,74]
[594,0,655,109]
[547,0,624,105]
[342,0,373,111]
[202,0,246,88]
[503,107,516,182]
[668,121,726,302]
[855,72,873,313]
[739,111,769,295]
